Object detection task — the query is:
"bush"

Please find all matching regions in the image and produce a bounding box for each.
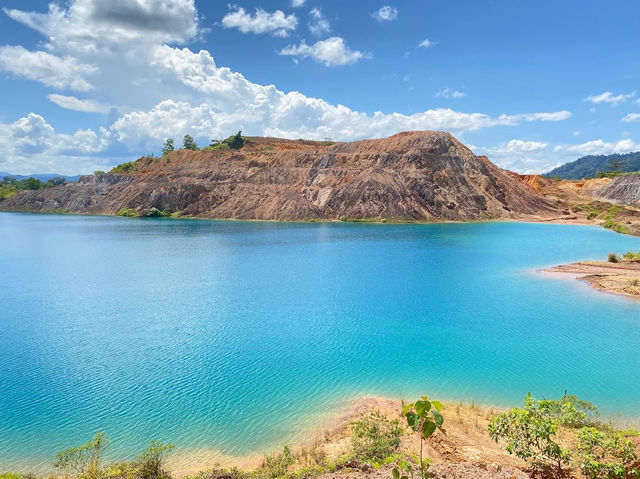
[183,135,199,151]
[538,392,599,428]
[262,446,295,478]
[116,207,139,217]
[162,138,175,156]
[351,410,403,462]
[94,171,106,176]
[53,431,109,479]
[577,427,639,479]
[144,207,170,218]
[111,162,137,174]
[608,253,620,263]
[488,393,571,474]
[136,440,174,479]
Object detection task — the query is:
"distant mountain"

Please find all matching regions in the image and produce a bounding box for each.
[544,152,640,180]
[0,172,81,182]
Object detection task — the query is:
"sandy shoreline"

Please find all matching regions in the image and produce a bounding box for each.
[543,260,640,299]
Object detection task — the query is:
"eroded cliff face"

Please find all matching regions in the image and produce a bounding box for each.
[593,173,640,207]
[0,131,557,221]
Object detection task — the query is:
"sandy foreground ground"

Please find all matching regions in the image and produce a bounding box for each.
[169,396,639,479]
[544,261,640,298]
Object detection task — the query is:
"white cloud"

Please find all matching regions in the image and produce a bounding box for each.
[47,94,110,113]
[291,0,307,7]
[436,88,466,99]
[221,7,297,37]
[372,6,398,22]
[505,139,547,152]
[280,37,367,66]
[308,8,330,37]
[584,91,636,106]
[565,138,640,155]
[621,113,640,123]
[0,113,111,174]
[418,39,437,48]
[0,0,574,174]
[3,0,199,53]
[0,46,97,91]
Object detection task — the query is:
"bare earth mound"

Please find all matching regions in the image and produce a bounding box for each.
[0,131,557,221]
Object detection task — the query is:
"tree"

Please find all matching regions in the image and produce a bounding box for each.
[577,428,638,479]
[227,131,244,150]
[161,138,175,156]
[182,134,198,151]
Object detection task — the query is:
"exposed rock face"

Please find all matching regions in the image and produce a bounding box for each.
[1,131,556,221]
[594,173,640,206]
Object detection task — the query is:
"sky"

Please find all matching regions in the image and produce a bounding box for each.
[0,0,639,175]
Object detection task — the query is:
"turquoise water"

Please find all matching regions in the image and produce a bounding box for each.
[1,213,640,471]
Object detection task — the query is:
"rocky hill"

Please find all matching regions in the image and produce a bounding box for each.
[0,131,557,221]
[593,173,640,206]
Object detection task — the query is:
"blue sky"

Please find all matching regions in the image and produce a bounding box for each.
[0,0,639,174]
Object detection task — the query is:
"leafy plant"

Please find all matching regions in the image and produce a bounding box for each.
[539,392,599,428]
[263,445,295,478]
[488,393,571,474]
[392,396,444,479]
[110,161,138,174]
[53,431,109,479]
[577,427,639,479]
[183,135,199,151]
[161,138,175,156]
[116,207,138,217]
[351,410,403,461]
[136,440,174,479]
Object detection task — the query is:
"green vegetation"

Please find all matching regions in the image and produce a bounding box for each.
[54,431,109,479]
[183,135,199,151]
[0,176,67,201]
[577,428,639,479]
[608,252,620,263]
[602,220,631,235]
[338,216,387,223]
[351,410,403,462]
[144,207,171,218]
[162,138,175,156]
[116,207,139,217]
[608,250,640,262]
[544,152,640,180]
[94,171,106,176]
[489,393,638,478]
[110,161,138,174]
[393,396,444,479]
[263,446,295,478]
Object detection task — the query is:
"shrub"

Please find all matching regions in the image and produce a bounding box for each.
[144,207,170,218]
[136,440,174,479]
[608,253,619,263]
[223,131,245,150]
[488,393,571,474]
[53,431,109,479]
[577,427,639,479]
[111,162,137,174]
[351,410,403,462]
[262,446,295,478]
[538,392,599,428]
[587,212,599,220]
[94,171,106,176]
[116,207,138,217]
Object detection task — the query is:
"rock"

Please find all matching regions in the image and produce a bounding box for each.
[360,463,373,473]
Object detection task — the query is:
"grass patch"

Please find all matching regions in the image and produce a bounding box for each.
[602,220,631,235]
[339,216,387,223]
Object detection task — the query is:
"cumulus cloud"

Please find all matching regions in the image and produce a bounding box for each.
[47,94,110,113]
[0,0,575,174]
[3,0,199,52]
[0,46,97,91]
[418,39,437,48]
[505,139,548,152]
[221,7,297,37]
[291,0,307,7]
[280,37,367,66]
[308,8,330,37]
[564,138,640,155]
[474,139,551,173]
[372,6,398,22]
[584,91,636,106]
[622,113,640,123]
[0,113,111,174]
[436,88,465,99]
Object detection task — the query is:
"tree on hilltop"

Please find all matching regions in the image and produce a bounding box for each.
[182,135,198,151]
[161,138,174,156]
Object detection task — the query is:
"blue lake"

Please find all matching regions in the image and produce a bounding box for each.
[1,213,639,471]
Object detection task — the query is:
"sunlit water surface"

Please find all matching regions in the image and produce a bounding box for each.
[1,213,639,471]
